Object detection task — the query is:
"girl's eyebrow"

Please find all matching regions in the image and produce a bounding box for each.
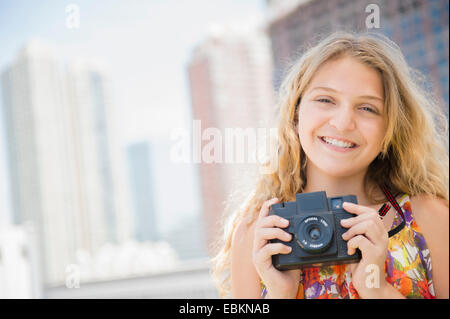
[310,86,384,102]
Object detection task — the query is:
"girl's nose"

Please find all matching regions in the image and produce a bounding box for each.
[328,104,356,132]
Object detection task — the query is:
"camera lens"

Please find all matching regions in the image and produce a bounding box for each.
[309,226,321,240]
[296,216,333,254]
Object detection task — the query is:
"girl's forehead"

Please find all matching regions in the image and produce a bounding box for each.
[306,57,385,100]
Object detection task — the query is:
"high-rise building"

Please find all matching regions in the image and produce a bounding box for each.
[148,140,207,259]
[66,60,134,251]
[1,40,133,285]
[126,141,159,242]
[267,0,449,112]
[1,41,80,285]
[187,26,276,253]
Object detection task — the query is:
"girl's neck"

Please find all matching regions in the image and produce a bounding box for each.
[303,162,379,206]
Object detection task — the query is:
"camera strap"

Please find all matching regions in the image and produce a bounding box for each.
[379,184,406,237]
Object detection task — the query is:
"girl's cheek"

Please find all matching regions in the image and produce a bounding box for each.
[299,104,330,134]
[360,120,385,144]
[300,113,328,131]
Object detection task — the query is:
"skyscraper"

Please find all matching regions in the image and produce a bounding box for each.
[1,40,133,285]
[2,41,80,285]
[187,26,276,253]
[267,0,449,112]
[126,141,158,242]
[66,60,134,251]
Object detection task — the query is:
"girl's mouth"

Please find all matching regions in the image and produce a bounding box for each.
[318,136,359,152]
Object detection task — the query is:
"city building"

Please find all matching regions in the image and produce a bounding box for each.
[1,41,80,286]
[66,60,134,249]
[1,40,134,286]
[267,0,449,112]
[187,25,276,253]
[147,140,207,260]
[126,141,159,242]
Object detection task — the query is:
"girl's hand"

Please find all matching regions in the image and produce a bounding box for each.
[341,202,391,298]
[252,198,301,299]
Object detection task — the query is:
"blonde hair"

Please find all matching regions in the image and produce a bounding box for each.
[212,31,449,298]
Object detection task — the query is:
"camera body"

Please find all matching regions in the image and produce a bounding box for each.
[269,191,361,270]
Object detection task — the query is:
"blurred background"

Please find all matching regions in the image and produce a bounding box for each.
[0,0,448,298]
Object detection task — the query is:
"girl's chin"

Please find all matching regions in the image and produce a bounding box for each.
[312,162,363,178]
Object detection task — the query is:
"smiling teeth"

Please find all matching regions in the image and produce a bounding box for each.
[322,137,355,148]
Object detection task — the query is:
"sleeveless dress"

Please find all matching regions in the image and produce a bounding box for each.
[261,194,435,299]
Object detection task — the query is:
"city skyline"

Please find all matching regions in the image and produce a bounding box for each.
[0,39,207,285]
[1,40,137,285]
[0,0,266,233]
[0,0,266,298]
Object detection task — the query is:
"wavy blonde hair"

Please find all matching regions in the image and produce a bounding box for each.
[212,31,449,298]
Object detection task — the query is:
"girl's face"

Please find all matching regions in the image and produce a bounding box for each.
[297,56,387,178]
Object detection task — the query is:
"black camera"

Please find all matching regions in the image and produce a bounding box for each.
[269,191,361,270]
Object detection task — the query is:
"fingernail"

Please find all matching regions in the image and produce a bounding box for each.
[342,232,347,239]
[341,219,349,225]
[282,219,289,226]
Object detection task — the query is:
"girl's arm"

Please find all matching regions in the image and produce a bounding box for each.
[230,218,262,298]
[410,195,449,299]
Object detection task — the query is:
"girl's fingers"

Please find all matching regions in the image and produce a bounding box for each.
[340,211,381,228]
[258,198,280,219]
[341,220,384,244]
[347,234,373,256]
[254,227,292,250]
[255,243,292,263]
[342,202,374,215]
[258,215,289,229]
[253,198,292,269]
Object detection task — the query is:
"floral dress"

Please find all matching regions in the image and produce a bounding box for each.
[261,194,435,299]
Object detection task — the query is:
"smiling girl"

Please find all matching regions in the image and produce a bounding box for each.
[212,32,449,299]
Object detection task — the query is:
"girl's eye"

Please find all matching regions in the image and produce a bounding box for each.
[316,98,333,104]
[360,106,377,114]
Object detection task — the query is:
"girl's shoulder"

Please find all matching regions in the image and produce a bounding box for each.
[405,194,448,258]
[391,193,448,234]
[408,194,448,225]
[407,194,449,298]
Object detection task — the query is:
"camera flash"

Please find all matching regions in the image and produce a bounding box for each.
[331,198,343,209]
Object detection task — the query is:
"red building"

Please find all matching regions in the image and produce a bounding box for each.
[187,27,276,254]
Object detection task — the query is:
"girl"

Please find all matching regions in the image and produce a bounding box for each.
[212,31,449,299]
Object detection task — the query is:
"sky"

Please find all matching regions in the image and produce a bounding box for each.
[0,0,266,141]
[0,0,267,232]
